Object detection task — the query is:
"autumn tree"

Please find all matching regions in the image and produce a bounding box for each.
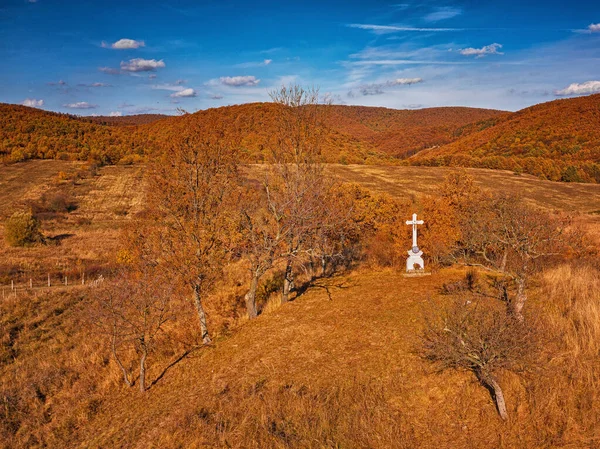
[4,210,45,247]
[265,85,329,303]
[422,298,538,420]
[147,131,239,343]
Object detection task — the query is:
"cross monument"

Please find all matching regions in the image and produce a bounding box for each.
[405,213,425,272]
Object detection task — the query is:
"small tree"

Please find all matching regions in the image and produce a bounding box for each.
[94,269,174,392]
[421,299,537,420]
[3,210,44,247]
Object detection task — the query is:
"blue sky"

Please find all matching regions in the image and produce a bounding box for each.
[1,0,599,115]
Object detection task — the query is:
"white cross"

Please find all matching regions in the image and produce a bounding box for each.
[406,213,424,249]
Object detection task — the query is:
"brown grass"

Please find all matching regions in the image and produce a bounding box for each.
[2,161,600,447]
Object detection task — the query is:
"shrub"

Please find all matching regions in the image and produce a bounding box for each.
[3,210,45,247]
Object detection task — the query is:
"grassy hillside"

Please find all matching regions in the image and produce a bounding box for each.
[410,94,600,182]
[1,160,600,447]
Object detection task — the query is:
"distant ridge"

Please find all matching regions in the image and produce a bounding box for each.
[410,94,600,182]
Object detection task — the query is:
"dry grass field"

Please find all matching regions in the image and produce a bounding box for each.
[2,160,600,448]
[0,161,144,287]
[328,164,600,215]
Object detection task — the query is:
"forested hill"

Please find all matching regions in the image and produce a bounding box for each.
[0,102,504,165]
[3,97,600,182]
[410,94,600,182]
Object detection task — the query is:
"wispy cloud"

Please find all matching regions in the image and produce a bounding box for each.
[101,38,145,49]
[23,98,44,107]
[170,88,197,98]
[555,80,600,96]
[109,111,122,117]
[234,59,273,68]
[99,67,120,75]
[63,101,97,109]
[120,58,165,72]
[589,23,600,32]
[424,7,462,22]
[348,23,463,34]
[350,59,471,66]
[459,43,503,58]
[47,80,67,86]
[77,82,111,87]
[218,76,260,86]
[349,78,423,96]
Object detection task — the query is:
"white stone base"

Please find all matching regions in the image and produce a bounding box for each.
[406,250,424,272]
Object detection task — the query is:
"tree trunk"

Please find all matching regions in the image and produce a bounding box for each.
[245,273,259,319]
[321,255,328,277]
[281,258,293,304]
[511,278,526,322]
[112,327,132,387]
[488,377,509,420]
[139,339,147,393]
[193,284,212,344]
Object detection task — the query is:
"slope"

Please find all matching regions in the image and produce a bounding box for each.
[410,94,600,182]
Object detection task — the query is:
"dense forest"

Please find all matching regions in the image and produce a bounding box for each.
[410,94,600,182]
[2,93,600,182]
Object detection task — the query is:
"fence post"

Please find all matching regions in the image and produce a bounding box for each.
[82,273,85,285]
[48,274,51,287]
[11,280,14,291]
[30,278,33,289]
[65,276,68,286]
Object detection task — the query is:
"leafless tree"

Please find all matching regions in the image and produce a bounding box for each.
[93,269,174,392]
[265,85,329,303]
[421,298,538,420]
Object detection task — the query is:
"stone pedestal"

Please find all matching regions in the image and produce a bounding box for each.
[406,247,424,272]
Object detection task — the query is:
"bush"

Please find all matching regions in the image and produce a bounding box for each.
[3,211,45,247]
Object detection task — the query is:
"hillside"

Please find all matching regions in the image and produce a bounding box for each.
[1,102,503,165]
[410,94,600,182]
[323,105,507,158]
[84,114,170,126]
[0,104,144,165]
[1,160,600,447]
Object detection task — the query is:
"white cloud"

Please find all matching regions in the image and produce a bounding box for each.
[589,23,600,32]
[23,98,44,107]
[392,78,423,85]
[99,67,120,75]
[109,111,123,117]
[555,80,600,96]
[102,38,145,49]
[63,102,97,109]
[211,94,224,100]
[219,76,260,86]
[348,23,462,34]
[264,59,272,65]
[170,88,197,98]
[424,7,462,22]
[459,43,503,58]
[120,58,165,72]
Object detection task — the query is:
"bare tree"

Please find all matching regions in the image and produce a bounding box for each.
[94,269,174,392]
[421,299,537,420]
[147,132,239,343]
[458,193,571,321]
[265,85,329,303]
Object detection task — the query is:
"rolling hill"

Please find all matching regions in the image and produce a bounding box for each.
[409,94,600,182]
[0,102,504,165]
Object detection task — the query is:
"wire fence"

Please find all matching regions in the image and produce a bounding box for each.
[0,273,105,299]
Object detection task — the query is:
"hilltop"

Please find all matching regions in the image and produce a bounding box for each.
[410,94,600,182]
